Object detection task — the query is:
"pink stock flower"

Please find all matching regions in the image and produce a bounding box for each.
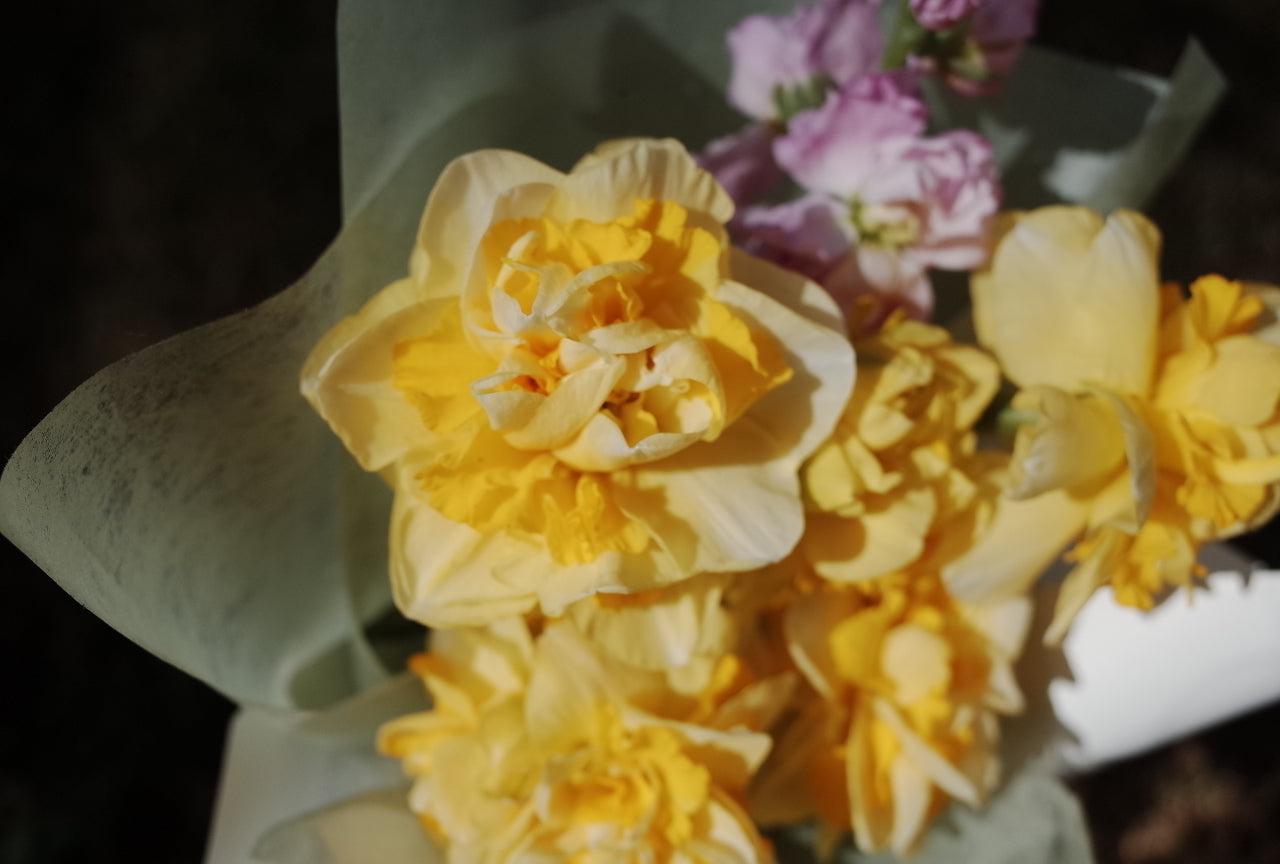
[726,0,884,122]
[910,0,979,30]
[696,123,787,209]
[772,73,927,198]
[740,79,999,326]
[858,129,1001,270]
[739,197,934,326]
[908,0,1039,96]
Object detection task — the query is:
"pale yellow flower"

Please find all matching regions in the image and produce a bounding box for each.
[379,620,788,864]
[800,316,1004,583]
[971,206,1280,640]
[751,565,1029,858]
[302,139,855,626]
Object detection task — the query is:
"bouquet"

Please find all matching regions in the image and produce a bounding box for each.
[6,2,1280,862]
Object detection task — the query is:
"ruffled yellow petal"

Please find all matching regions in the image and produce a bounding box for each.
[942,489,1089,604]
[557,138,735,227]
[411,149,564,291]
[1006,386,1126,500]
[972,207,1161,394]
[301,284,452,471]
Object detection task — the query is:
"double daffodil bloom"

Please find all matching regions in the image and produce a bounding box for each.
[801,316,1004,582]
[972,206,1280,641]
[379,620,789,864]
[303,139,854,626]
[752,565,1029,858]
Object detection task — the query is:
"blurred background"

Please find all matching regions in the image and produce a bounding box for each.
[1,1,1278,862]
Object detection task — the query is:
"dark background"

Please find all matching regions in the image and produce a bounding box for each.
[1,2,1278,863]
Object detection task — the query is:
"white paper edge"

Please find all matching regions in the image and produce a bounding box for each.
[1051,544,1280,771]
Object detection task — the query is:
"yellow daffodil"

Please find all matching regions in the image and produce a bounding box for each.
[800,316,1005,583]
[971,206,1280,640]
[379,619,789,864]
[302,138,855,627]
[751,564,1029,857]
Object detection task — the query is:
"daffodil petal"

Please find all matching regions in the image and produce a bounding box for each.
[390,488,540,626]
[1007,386,1127,500]
[872,699,980,807]
[1189,334,1280,427]
[553,413,706,472]
[557,138,735,226]
[625,418,804,574]
[972,207,1161,393]
[301,286,450,471]
[411,149,564,290]
[943,490,1089,605]
[805,488,936,584]
[725,249,856,462]
[888,754,933,857]
[1245,282,1280,345]
[1045,527,1132,645]
[524,623,618,749]
[784,590,856,701]
[498,357,626,451]
[1094,389,1156,531]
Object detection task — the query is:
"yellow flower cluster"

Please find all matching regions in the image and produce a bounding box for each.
[801,318,1003,582]
[752,567,1028,858]
[303,140,1277,862]
[378,620,786,864]
[972,207,1280,640]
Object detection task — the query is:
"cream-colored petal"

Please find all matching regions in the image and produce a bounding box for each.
[881,624,952,705]
[584,574,733,671]
[499,357,625,451]
[389,487,540,627]
[960,595,1034,663]
[872,699,980,807]
[554,138,734,226]
[411,149,563,291]
[943,489,1089,605]
[1188,334,1280,427]
[624,417,804,575]
[1045,527,1133,645]
[1095,389,1157,532]
[972,207,1161,394]
[1006,386,1127,500]
[524,622,616,750]
[641,712,774,790]
[566,586,706,670]
[888,755,933,858]
[689,791,775,864]
[724,251,857,464]
[848,703,891,851]
[784,591,857,701]
[552,412,705,473]
[301,285,445,471]
[805,487,936,584]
